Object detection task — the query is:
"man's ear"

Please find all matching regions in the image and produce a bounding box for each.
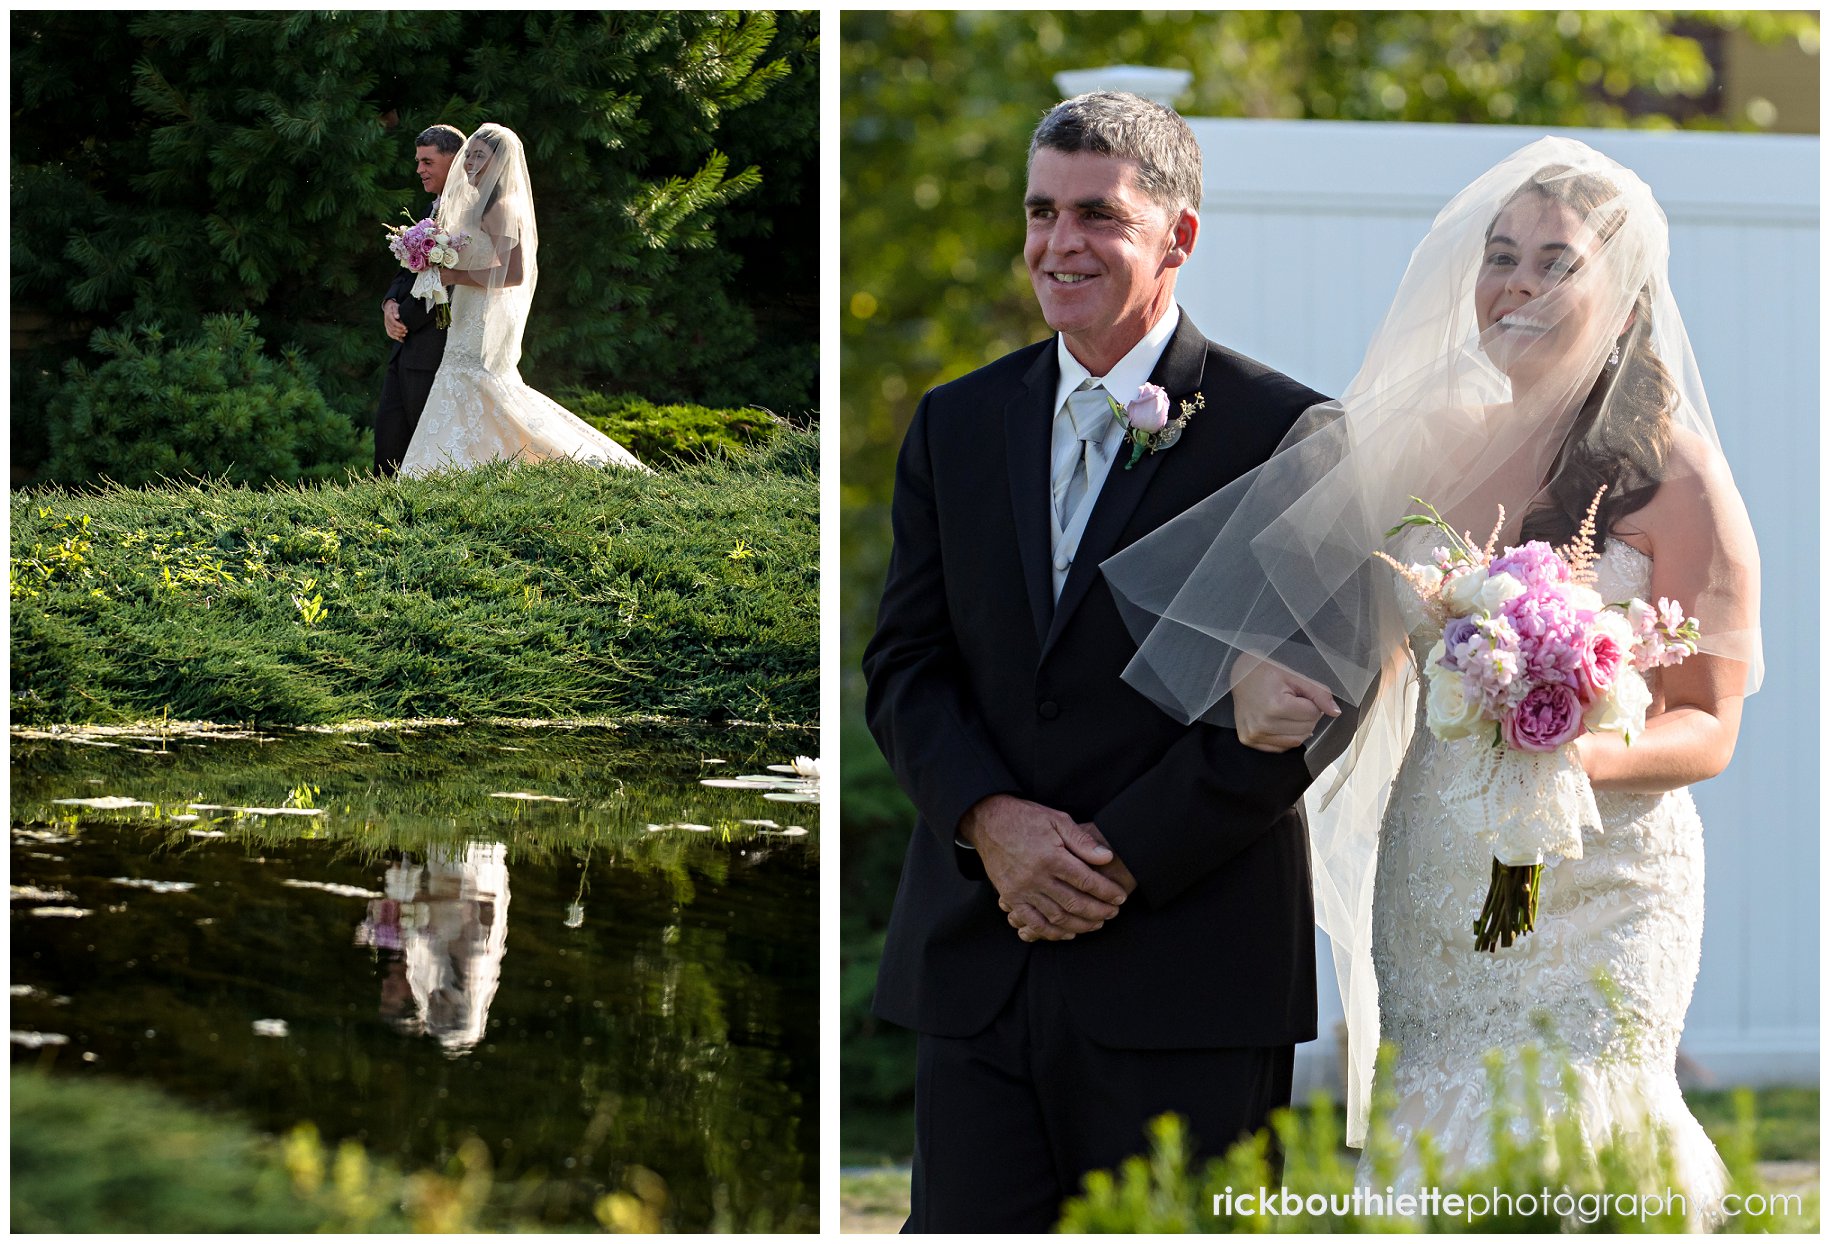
[1164,207,1199,270]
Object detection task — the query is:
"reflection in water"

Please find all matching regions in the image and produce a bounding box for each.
[357,844,510,1056]
[11,723,817,1230]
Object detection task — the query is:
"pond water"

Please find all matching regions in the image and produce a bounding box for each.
[10,722,818,1231]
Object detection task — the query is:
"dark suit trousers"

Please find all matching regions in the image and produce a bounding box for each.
[904,948,1293,1233]
[374,353,438,476]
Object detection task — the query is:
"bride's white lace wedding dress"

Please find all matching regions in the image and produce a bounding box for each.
[399,235,644,478]
[1366,537,1726,1207]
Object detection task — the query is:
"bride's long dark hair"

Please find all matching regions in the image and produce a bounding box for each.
[1507,166,1680,548]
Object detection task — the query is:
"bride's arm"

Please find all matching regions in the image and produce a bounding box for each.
[440,209,525,288]
[1574,431,1759,792]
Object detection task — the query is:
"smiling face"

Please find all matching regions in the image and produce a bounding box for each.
[415,144,456,196]
[1476,192,1615,397]
[1023,148,1196,376]
[463,138,495,185]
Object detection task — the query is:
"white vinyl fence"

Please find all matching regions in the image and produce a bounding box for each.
[1168,117,1820,1094]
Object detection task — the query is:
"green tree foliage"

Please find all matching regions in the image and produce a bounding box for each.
[837,9,1819,1154]
[41,314,368,488]
[12,10,818,482]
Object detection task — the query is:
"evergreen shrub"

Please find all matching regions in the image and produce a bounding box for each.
[561,390,782,465]
[39,314,368,488]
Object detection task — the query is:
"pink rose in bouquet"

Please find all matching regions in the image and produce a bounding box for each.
[1574,623,1627,703]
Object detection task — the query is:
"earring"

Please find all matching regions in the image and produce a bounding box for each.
[1608,344,1621,368]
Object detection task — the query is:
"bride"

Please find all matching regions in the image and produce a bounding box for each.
[1102,138,1761,1208]
[400,123,646,477]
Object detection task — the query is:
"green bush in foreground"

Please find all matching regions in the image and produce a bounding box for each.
[12,1068,329,1232]
[563,389,786,466]
[37,314,369,489]
[1060,1047,1814,1233]
[11,1068,669,1231]
[10,432,816,726]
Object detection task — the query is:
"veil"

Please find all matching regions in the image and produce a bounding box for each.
[1100,136,1763,1145]
[435,121,539,374]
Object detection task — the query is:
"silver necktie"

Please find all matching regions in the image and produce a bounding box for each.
[1054,384,1111,526]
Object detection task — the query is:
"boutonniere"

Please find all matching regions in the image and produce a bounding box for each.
[1106,384,1204,470]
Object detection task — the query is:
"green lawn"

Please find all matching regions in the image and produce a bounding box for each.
[11,434,815,727]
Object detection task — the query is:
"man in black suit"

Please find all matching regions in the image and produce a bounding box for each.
[374,123,464,475]
[863,92,1341,1231]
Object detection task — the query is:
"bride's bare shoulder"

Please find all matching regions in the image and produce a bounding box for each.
[1618,425,1749,555]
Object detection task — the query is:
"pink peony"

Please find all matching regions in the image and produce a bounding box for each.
[1124,383,1171,433]
[1502,586,1584,686]
[1502,684,1585,751]
[1489,541,1571,588]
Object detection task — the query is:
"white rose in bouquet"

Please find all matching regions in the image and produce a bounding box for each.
[1583,664,1652,740]
[1476,570,1527,613]
[1566,584,1605,614]
[1442,567,1487,615]
[1425,663,1485,740]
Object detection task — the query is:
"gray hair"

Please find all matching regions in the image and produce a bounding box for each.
[1028,91,1202,215]
[414,124,465,155]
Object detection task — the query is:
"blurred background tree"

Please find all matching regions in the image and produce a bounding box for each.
[838,9,1819,1163]
[12,9,817,487]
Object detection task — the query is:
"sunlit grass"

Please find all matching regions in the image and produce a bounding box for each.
[11,433,816,727]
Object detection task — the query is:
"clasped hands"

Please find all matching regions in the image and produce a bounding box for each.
[967,660,1335,941]
[962,794,1135,943]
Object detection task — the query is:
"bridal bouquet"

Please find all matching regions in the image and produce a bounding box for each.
[1379,491,1700,952]
[383,212,468,328]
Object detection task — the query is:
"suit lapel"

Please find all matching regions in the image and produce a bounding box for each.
[1041,312,1210,659]
[1005,347,1058,649]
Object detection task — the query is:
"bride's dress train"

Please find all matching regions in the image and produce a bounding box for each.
[1365,537,1726,1209]
[400,245,643,478]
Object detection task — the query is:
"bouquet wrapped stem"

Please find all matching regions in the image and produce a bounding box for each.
[1474,859,1542,952]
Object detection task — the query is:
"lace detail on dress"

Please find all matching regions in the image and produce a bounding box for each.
[1361,538,1725,1216]
[400,280,647,478]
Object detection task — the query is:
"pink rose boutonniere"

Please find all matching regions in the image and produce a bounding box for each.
[1106,383,1203,469]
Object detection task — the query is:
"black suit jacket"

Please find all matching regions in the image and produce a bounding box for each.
[865,311,1333,1050]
